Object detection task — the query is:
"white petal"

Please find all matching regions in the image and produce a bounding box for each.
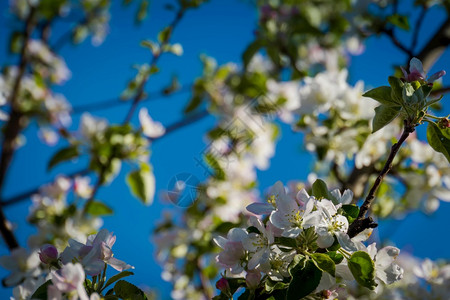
[246,203,274,215]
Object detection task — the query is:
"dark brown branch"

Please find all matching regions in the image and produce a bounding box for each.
[410,5,428,55]
[0,8,37,250]
[381,28,414,58]
[347,122,415,238]
[416,16,450,70]
[430,86,450,98]
[0,110,210,207]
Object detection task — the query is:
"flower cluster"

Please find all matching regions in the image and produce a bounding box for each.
[214,181,403,298]
[0,229,136,300]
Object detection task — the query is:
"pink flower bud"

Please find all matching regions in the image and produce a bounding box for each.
[245,270,261,289]
[39,244,58,264]
[439,118,450,129]
[215,277,230,292]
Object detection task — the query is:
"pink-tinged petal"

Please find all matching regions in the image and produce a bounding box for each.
[83,259,105,276]
[270,181,286,198]
[401,67,408,79]
[269,210,291,230]
[228,228,248,242]
[101,242,113,260]
[107,257,134,272]
[246,203,274,215]
[246,270,261,289]
[213,236,228,249]
[410,57,424,76]
[47,285,63,300]
[428,70,446,83]
[92,229,110,247]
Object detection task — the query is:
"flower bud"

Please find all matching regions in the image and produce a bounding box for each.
[39,244,58,264]
[215,277,230,293]
[245,270,261,289]
[438,118,450,129]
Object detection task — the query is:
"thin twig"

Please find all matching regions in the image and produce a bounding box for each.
[71,84,192,115]
[123,10,185,124]
[381,28,414,58]
[410,5,428,56]
[347,121,415,238]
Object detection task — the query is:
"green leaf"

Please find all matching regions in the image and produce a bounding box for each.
[310,253,336,277]
[48,146,79,170]
[311,179,335,202]
[85,201,113,216]
[136,0,149,23]
[242,39,266,68]
[265,278,288,293]
[287,261,322,300]
[126,166,155,205]
[114,280,147,300]
[388,76,404,103]
[372,105,401,133]
[158,26,172,43]
[427,122,450,162]
[387,14,410,31]
[348,251,377,290]
[325,251,344,264]
[363,86,397,106]
[288,254,306,276]
[339,204,360,224]
[102,271,134,291]
[30,280,52,300]
[275,237,297,249]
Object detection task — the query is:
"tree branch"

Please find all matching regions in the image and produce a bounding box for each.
[0,8,37,250]
[347,121,415,238]
[123,10,185,124]
[71,84,192,115]
[0,109,210,207]
[416,16,450,70]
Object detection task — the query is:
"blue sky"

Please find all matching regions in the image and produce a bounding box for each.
[0,1,449,298]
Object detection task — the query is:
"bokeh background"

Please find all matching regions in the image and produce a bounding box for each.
[0,0,449,298]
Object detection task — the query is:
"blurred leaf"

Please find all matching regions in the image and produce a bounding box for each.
[85,201,113,216]
[48,146,79,171]
[427,122,450,162]
[126,165,155,205]
[136,0,149,23]
[387,14,410,31]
